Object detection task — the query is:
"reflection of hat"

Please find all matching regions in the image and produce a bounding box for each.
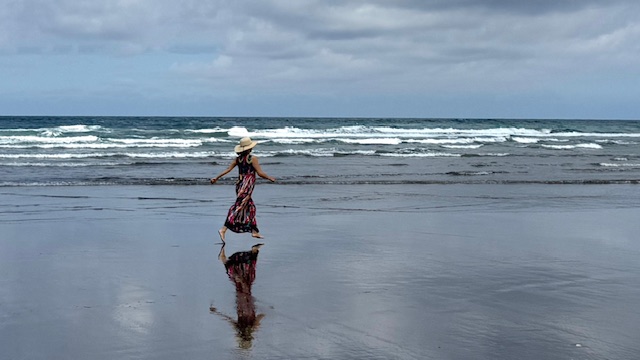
[234,137,258,153]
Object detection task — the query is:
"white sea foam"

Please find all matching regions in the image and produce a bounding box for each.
[0,181,76,186]
[261,149,332,157]
[6,124,640,140]
[541,144,571,150]
[441,144,484,149]
[335,150,378,156]
[595,139,637,145]
[244,127,338,139]
[110,138,203,147]
[406,138,474,145]
[3,121,639,180]
[228,126,251,138]
[512,137,539,144]
[260,149,377,157]
[551,131,640,138]
[0,144,201,149]
[380,152,461,157]
[117,151,213,158]
[0,151,214,159]
[0,135,99,144]
[270,138,324,144]
[541,143,602,150]
[202,138,233,144]
[194,125,640,149]
[0,161,125,167]
[599,163,640,167]
[1,124,100,134]
[234,126,552,140]
[338,138,402,145]
[0,153,105,159]
[41,130,62,137]
[372,126,552,137]
[39,125,102,137]
[57,125,102,132]
[0,136,205,149]
[474,137,508,143]
[185,127,228,134]
[478,153,510,157]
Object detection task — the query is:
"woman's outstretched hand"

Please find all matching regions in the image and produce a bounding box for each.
[210,178,218,184]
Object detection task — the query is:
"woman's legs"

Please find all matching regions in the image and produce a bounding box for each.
[219,226,227,243]
[221,226,262,241]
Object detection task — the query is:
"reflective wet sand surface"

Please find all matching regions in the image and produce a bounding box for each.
[1,184,639,359]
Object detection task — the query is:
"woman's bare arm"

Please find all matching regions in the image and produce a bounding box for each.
[251,157,275,182]
[210,160,237,184]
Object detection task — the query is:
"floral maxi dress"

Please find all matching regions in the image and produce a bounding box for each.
[224,154,259,234]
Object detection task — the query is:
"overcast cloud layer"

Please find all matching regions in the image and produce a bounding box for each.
[1,0,639,118]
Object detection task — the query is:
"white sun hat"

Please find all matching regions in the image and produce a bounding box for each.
[234,137,258,153]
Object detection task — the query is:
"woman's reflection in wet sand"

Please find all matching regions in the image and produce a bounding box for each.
[210,243,265,349]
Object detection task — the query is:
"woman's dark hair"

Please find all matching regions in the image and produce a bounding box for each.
[237,149,252,157]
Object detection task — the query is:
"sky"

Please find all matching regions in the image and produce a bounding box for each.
[1,0,639,119]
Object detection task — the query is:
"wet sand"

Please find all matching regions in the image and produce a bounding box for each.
[1,184,640,359]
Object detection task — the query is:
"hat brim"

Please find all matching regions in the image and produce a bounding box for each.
[234,141,258,153]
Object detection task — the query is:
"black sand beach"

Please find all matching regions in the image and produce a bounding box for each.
[2,184,640,359]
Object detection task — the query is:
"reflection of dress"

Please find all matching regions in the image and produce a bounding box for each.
[224,249,261,348]
[224,154,259,234]
[225,250,258,290]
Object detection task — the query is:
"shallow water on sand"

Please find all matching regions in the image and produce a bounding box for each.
[1,184,640,359]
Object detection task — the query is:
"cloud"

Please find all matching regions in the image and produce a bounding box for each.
[384,0,632,15]
[164,1,640,96]
[4,1,638,65]
[1,0,640,117]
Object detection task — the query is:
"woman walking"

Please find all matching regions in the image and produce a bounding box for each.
[211,137,275,242]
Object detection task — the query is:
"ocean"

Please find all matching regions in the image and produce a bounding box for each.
[1,116,640,187]
[2,116,640,359]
